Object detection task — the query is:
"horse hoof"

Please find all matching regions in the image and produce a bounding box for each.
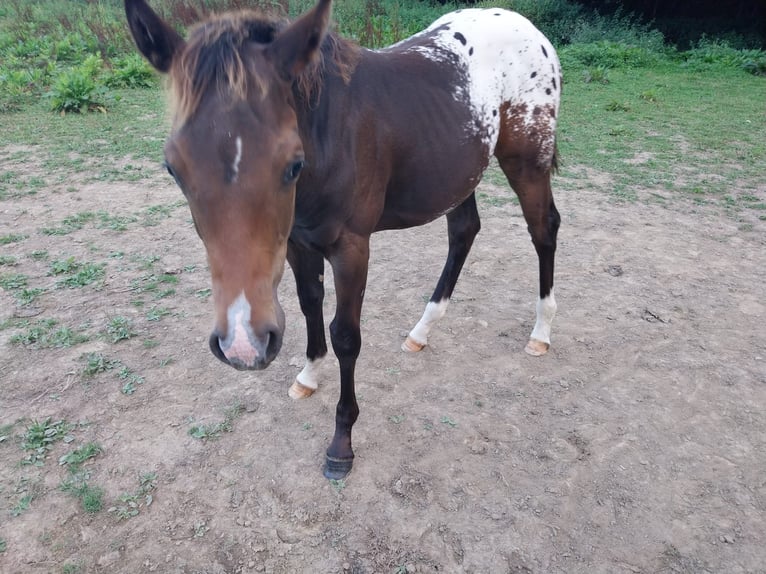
[324,455,353,480]
[524,338,550,356]
[288,380,315,400]
[401,336,425,353]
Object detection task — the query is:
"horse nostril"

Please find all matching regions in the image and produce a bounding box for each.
[208,332,229,364]
[264,327,282,360]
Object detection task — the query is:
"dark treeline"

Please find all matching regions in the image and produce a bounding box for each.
[437,0,765,47]
[576,0,765,47]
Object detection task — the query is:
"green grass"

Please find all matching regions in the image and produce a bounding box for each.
[105,316,135,343]
[58,442,102,472]
[556,64,766,210]
[188,401,245,440]
[10,319,90,349]
[21,418,71,466]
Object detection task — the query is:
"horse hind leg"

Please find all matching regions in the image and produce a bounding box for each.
[403,194,481,352]
[495,135,560,356]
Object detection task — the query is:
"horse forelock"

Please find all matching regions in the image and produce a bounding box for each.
[168,10,360,127]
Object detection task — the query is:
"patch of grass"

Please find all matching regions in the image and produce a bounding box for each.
[108,472,157,520]
[0,273,28,290]
[10,318,90,348]
[188,401,244,440]
[29,250,49,261]
[0,255,18,266]
[81,352,120,377]
[0,233,26,245]
[606,100,631,112]
[146,306,171,322]
[440,416,458,429]
[59,442,102,472]
[60,474,104,513]
[106,316,135,343]
[57,262,105,288]
[21,418,72,466]
[118,366,144,395]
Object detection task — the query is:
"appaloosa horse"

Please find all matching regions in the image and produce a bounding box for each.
[125,0,562,478]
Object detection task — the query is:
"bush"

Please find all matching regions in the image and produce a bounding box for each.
[48,55,108,114]
[683,37,766,76]
[105,53,156,88]
[560,41,663,69]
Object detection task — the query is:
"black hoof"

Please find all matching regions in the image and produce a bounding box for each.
[324,455,353,480]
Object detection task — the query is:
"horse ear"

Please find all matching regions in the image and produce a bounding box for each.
[125,0,185,73]
[268,0,332,81]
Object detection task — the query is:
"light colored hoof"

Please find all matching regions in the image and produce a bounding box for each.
[401,336,426,353]
[524,338,550,356]
[288,380,315,400]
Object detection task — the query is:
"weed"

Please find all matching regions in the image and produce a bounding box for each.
[0,538,5,552]
[440,416,458,428]
[108,472,157,520]
[0,273,27,290]
[639,90,659,102]
[146,305,171,321]
[329,478,346,493]
[389,414,405,424]
[10,319,89,348]
[58,262,105,288]
[81,352,120,377]
[21,418,72,466]
[60,474,104,513]
[16,287,45,307]
[29,250,49,261]
[105,53,156,88]
[59,442,102,471]
[195,288,212,299]
[118,366,144,395]
[582,66,610,84]
[189,401,244,440]
[0,233,26,245]
[606,100,631,112]
[11,494,34,516]
[49,55,109,114]
[61,563,82,574]
[0,255,17,266]
[106,316,135,343]
[159,356,173,367]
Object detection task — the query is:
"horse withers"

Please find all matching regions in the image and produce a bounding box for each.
[125,0,562,479]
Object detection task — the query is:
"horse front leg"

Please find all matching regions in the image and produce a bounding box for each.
[286,240,328,399]
[403,193,481,352]
[324,233,370,479]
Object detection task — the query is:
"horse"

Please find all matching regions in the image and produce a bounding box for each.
[125,0,562,479]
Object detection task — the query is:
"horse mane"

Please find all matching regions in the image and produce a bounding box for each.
[168,10,360,126]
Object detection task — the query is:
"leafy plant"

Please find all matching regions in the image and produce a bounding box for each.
[21,418,72,466]
[48,56,109,114]
[59,442,102,472]
[105,53,156,88]
[106,316,135,343]
[108,472,157,520]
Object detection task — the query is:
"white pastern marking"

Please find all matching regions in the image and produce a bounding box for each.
[530,288,557,345]
[408,299,450,346]
[224,291,259,363]
[231,136,243,182]
[296,357,324,390]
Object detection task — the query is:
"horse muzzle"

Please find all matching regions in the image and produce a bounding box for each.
[209,323,283,370]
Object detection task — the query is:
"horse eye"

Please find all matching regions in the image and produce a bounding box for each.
[284,159,305,184]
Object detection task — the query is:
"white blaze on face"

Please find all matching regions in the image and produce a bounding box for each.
[223,291,259,364]
[296,357,324,390]
[408,299,450,347]
[231,136,243,182]
[530,288,557,346]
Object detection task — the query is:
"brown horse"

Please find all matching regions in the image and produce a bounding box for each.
[125,0,562,479]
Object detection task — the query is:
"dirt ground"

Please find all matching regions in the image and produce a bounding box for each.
[1,154,765,574]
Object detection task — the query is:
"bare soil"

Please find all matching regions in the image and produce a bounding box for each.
[1,158,765,573]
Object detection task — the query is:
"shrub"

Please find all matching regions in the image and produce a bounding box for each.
[105,53,156,88]
[683,37,766,76]
[48,55,108,114]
